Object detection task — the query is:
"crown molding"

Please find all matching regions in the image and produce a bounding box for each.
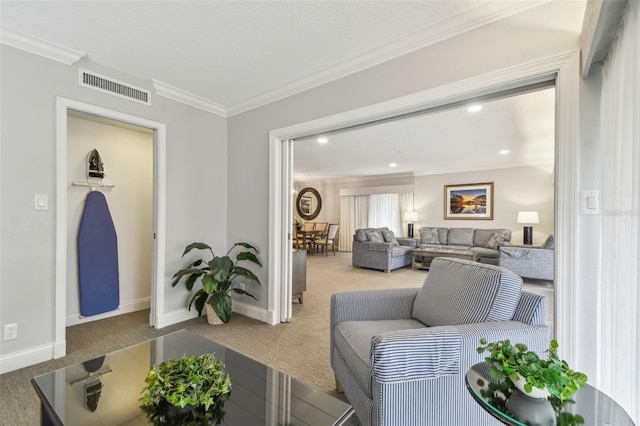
[226,0,548,116]
[152,79,227,117]
[0,27,85,65]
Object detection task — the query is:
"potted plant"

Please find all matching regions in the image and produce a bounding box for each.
[139,353,230,425]
[477,338,588,403]
[171,242,262,324]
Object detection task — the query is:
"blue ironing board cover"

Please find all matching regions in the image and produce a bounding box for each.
[78,191,120,316]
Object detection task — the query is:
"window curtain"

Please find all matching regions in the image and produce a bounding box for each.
[599,1,639,422]
[339,195,368,252]
[368,193,402,236]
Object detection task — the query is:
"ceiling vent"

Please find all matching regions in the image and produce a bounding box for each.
[79,68,151,105]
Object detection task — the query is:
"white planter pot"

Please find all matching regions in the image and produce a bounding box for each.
[513,375,550,399]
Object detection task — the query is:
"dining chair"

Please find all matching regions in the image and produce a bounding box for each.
[315,223,339,255]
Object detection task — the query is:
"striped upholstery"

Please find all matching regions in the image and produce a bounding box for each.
[330,258,548,426]
[412,258,522,326]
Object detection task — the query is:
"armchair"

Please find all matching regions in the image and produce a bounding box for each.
[330,258,548,426]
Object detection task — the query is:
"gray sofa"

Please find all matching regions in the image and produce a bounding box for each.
[352,227,418,272]
[499,235,554,281]
[331,258,549,426]
[418,226,512,265]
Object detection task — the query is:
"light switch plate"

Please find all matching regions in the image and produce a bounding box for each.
[581,190,599,215]
[34,194,48,210]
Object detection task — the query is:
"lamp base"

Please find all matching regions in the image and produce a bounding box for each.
[523,226,533,245]
[408,223,414,238]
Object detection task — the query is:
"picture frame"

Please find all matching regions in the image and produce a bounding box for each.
[300,196,312,215]
[444,182,494,220]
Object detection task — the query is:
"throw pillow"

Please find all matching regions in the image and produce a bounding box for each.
[486,232,507,249]
[366,231,384,243]
[420,227,439,244]
[543,234,554,249]
[382,230,399,245]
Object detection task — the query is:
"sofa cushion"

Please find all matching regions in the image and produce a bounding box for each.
[419,227,439,244]
[382,230,399,245]
[391,245,413,257]
[412,258,523,326]
[543,234,554,249]
[354,228,371,242]
[334,319,426,395]
[366,230,384,243]
[447,228,474,246]
[486,232,508,249]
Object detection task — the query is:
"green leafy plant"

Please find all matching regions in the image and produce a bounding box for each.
[140,353,231,410]
[477,338,588,403]
[171,242,262,323]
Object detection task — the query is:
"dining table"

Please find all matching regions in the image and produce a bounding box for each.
[295,229,326,254]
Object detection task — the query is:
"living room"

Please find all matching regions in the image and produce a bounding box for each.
[1,0,638,424]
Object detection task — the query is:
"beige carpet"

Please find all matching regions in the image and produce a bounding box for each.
[0,253,426,425]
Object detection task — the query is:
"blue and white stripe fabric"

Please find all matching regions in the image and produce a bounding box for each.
[330,257,549,425]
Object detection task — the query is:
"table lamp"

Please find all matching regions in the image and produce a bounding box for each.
[404,211,418,238]
[517,211,539,245]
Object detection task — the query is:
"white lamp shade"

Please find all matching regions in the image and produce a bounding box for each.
[517,211,539,224]
[404,211,418,222]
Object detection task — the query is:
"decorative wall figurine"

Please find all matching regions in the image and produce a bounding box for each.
[87,149,105,179]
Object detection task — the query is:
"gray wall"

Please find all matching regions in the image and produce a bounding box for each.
[0,45,227,358]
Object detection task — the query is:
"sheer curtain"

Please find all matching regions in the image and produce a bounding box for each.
[339,195,368,252]
[368,193,402,236]
[599,1,639,422]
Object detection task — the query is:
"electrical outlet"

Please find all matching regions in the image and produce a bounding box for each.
[3,323,18,341]
[238,283,245,291]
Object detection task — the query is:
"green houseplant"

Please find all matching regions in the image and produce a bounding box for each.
[477,338,588,403]
[139,353,231,425]
[171,242,262,324]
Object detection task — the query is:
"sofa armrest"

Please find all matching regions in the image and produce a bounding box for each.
[397,237,418,248]
[369,321,549,383]
[371,326,461,382]
[331,288,418,326]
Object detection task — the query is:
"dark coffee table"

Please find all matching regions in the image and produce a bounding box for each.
[32,330,354,425]
[466,362,635,426]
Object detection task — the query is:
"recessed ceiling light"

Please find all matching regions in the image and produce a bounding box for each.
[389,163,397,168]
[500,150,510,155]
[318,137,328,144]
[467,105,482,113]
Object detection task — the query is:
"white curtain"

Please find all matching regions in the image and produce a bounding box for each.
[368,193,402,236]
[339,195,368,252]
[599,1,639,422]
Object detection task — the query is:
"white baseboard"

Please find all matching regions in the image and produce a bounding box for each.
[66,297,151,326]
[232,300,269,323]
[0,343,55,374]
[157,302,269,328]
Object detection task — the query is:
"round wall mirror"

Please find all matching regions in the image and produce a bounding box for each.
[296,187,322,220]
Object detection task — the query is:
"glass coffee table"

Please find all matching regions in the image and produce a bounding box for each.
[32,330,354,425]
[466,362,635,426]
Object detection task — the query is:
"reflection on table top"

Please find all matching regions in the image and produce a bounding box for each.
[465,362,635,426]
[32,329,353,426]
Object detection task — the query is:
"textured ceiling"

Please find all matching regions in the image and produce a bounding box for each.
[294,87,556,180]
[2,0,530,112]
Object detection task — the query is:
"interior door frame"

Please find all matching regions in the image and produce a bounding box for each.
[269,51,580,363]
[54,97,166,358]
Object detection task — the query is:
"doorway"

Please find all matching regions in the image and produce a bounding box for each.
[54,98,167,359]
[268,52,579,362]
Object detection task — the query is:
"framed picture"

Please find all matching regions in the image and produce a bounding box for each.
[444,182,494,220]
[300,196,312,215]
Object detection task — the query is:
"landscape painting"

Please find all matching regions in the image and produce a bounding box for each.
[444,182,494,220]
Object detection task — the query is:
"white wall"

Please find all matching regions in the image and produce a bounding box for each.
[228,0,583,310]
[66,116,153,324]
[0,45,227,368]
[413,166,555,244]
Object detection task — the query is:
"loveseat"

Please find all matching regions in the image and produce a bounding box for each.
[352,227,418,272]
[499,234,554,281]
[331,258,549,425]
[418,226,512,265]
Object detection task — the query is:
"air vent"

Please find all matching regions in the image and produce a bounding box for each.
[79,68,151,105]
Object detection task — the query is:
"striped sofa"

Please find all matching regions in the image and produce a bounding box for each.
[330,258,549,426]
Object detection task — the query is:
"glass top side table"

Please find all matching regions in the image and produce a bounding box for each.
[466,362,635,426]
